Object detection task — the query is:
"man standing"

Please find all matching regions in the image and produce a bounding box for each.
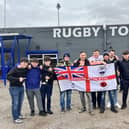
[58,53,72,112]
[109,50,119,62]
[100,53,118,113]
[40,56,55,115]
[117,50,129,109]
[74,51,94,115]
[7,58,28,124]
[88,49,103,109]
[25,59,46,116]
[108,50,121,109]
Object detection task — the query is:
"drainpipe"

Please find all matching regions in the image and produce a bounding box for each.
[103,24,107,52]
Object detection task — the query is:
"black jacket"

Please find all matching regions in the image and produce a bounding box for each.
[109,56,118,63]
[117,59,129,80]
[41,65,56,85]
[7,67,28,87]
[73,59,90,67]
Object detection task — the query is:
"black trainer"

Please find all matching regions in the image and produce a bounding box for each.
[111,108,118,113]
[61,109,65,112]
[79,108,86,113]
[47,110,53,115]
[30,110,35,116]
[67,107,72,111]
[93,105,96,109]
[121,104,127,110]
[39,111,47,116]
[100,109,105,113]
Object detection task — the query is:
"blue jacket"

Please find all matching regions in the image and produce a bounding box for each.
[25,67,41,89]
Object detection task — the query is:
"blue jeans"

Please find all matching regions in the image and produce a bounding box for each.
[100,90,115,110]
[60,90,72,110]
[9,87,24,120]
[113,90,117,104]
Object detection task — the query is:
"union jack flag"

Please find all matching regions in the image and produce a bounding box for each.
[54,66,85,80]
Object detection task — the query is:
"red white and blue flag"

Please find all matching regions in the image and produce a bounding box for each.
[54,63,117,92]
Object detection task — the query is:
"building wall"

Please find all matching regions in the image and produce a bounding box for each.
[1,24,129,61]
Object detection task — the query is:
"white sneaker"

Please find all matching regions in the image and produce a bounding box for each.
[19,115,25,119]
[115,102,121,109]
[14,119,23,124]
[106,102,111,108]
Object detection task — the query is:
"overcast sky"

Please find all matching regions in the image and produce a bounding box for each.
[0,0,129,27]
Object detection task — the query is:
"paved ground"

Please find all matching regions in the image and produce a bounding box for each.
[0,81,129,129]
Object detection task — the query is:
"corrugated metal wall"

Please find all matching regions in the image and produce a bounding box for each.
[1,24,129,60]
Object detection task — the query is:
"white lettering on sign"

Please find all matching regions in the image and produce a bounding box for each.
[53,25,129,38]
[92,27,101,37]
[109,26,118,36]
[63,28,71,38]
[73,28,82,37]
[53,27,101,38]
[109,26,129,36]
[118,26,129,36]
[83,27,91,37]
[53,28,61,38]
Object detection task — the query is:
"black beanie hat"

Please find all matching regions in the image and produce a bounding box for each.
[103,53,109,57]
[63,53,70,58]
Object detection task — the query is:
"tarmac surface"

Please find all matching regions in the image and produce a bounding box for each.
[0,81,129,129]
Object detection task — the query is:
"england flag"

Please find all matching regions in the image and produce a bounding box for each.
[54,63,117,92]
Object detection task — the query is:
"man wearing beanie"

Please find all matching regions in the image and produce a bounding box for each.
[57,53,72,112]
[100,53,118,113]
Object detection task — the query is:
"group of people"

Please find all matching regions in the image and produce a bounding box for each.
[59,50,119,115]
[7,56,55,124]
[7,49,129,124]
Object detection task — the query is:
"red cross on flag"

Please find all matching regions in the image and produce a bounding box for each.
[54,63,117,92]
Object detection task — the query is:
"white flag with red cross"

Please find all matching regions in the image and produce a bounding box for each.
[54,63,117,92]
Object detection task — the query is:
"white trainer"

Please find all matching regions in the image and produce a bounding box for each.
[115,102,121,109]
[14,119,23,124]
[106,102,111,108]
[19,115,25,119]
